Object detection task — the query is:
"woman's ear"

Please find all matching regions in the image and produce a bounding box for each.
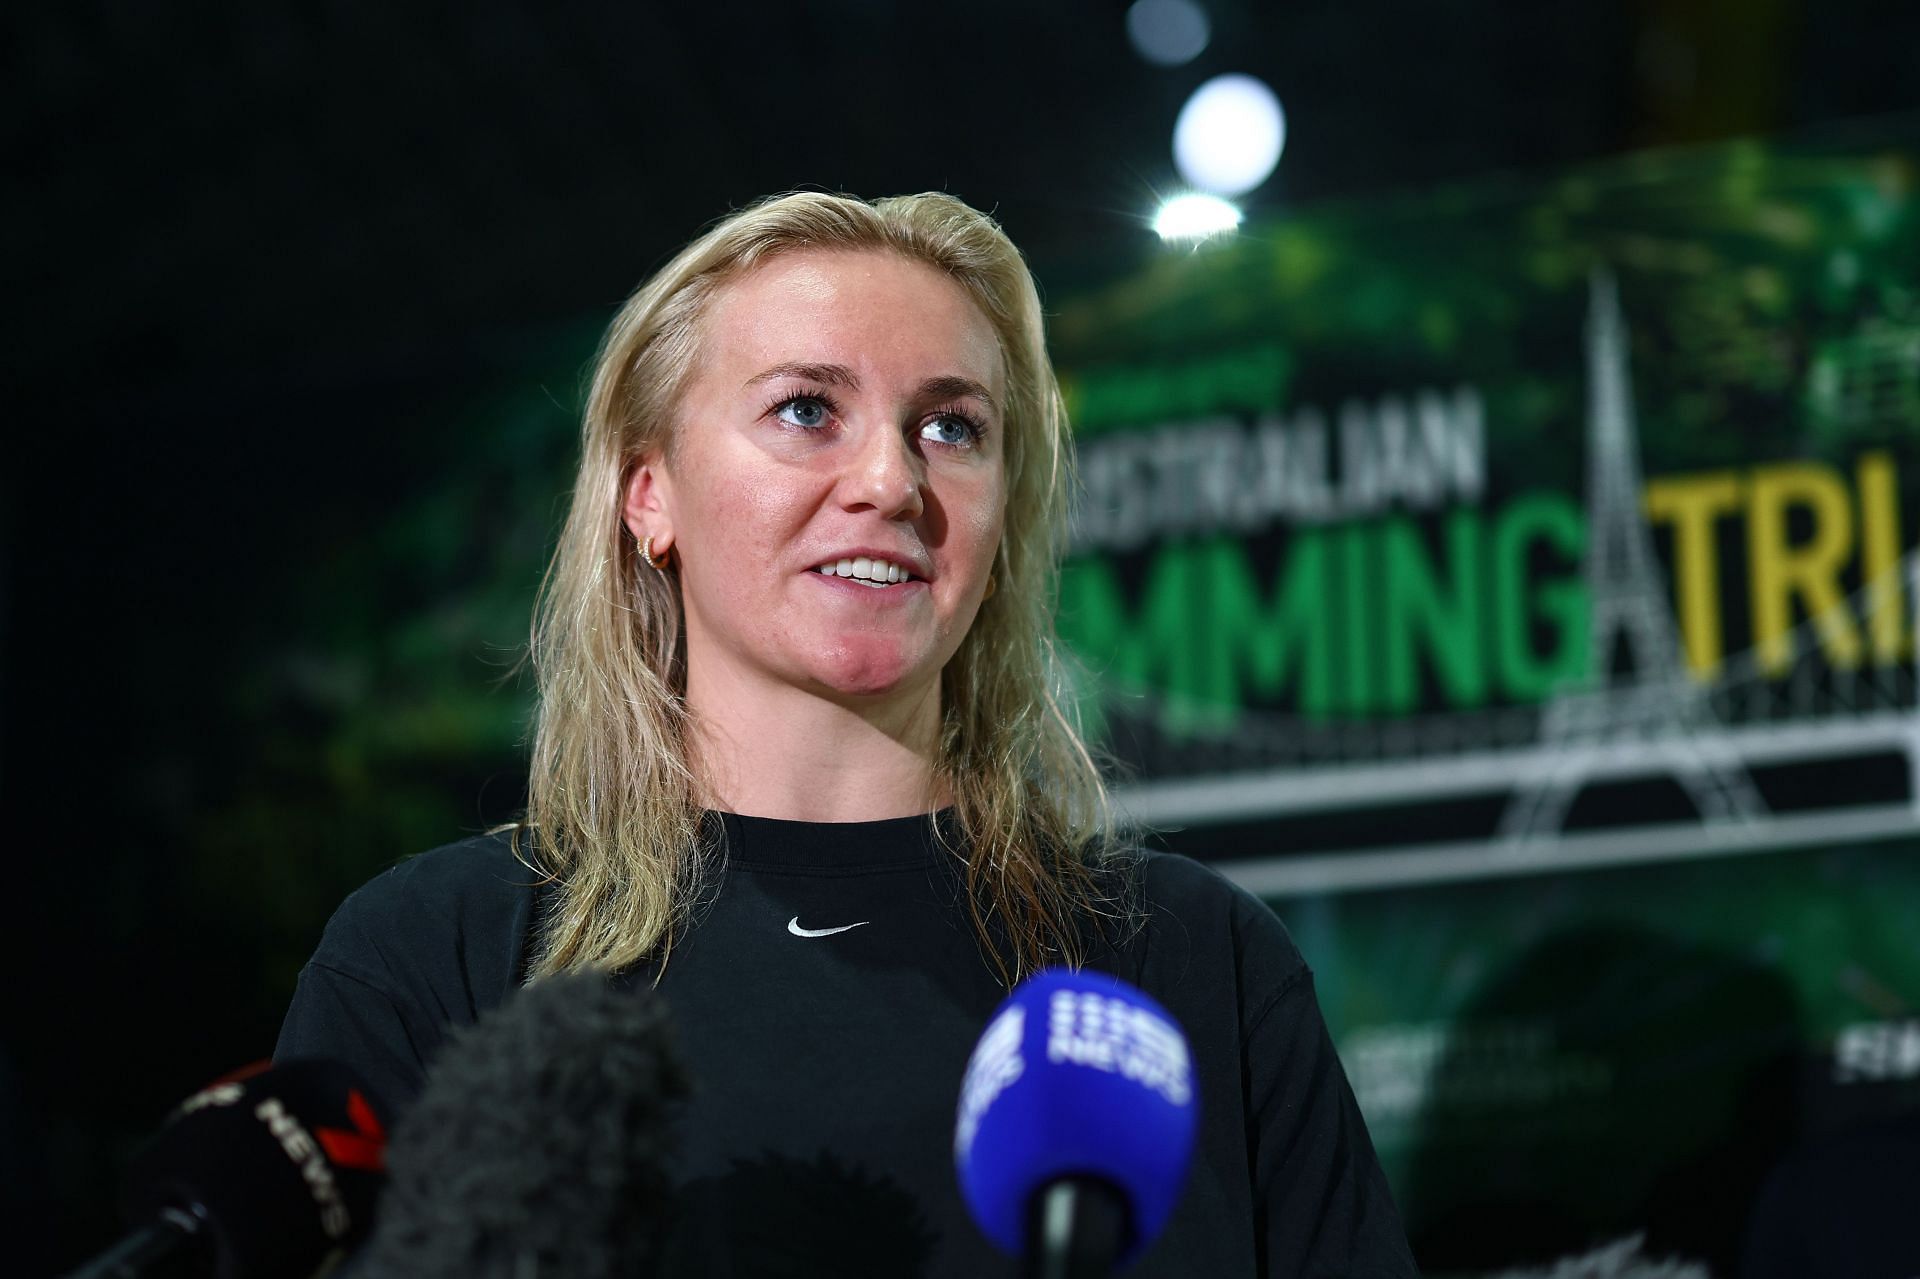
[621,455,674,555]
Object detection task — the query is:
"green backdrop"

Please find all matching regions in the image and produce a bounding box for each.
[1047,132,1920,1273]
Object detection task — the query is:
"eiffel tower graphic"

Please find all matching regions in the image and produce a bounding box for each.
[1498,269,1767,842]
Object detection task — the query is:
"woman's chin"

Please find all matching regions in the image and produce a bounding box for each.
[807,647,934,702]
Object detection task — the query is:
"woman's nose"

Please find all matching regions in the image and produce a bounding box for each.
[842,428,925,520]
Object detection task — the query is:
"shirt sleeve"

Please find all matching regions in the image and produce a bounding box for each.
[275,959,441,1121]
[1244,966,1420,1278]
[271,835,535,1123]
[1125,849,1419,1277]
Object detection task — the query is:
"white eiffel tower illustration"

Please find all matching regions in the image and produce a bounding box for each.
[1498,269,1768,842]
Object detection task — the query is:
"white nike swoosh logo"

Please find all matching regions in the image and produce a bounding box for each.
[787,916,870,938]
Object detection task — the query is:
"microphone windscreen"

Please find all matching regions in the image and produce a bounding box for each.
[356,971,688,1279]
[954,968,1199,1262]
[120,1058,387,1277]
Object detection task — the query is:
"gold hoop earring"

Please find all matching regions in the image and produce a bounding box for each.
[640,535,671,571]
[982,574,997,600]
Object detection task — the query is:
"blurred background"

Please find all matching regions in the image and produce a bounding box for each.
[10,1,1920,1275]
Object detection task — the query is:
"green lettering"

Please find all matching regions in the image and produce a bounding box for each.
[1491,493,1589,700]
[1215,534,1334,721]
[1056,536,1336,735]
[1066,347,1291,437]
[1339,524,1376,715]
[1381,510,1487,712]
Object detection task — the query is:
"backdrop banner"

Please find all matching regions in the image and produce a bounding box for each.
[1048,131,1920,1272]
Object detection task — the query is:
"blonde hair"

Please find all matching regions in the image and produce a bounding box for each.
[520,191,1116,984]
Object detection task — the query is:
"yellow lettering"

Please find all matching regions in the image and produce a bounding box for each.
[1748,463,1860,674]
[1645,471,1743,675]
[1857,450,1905,663]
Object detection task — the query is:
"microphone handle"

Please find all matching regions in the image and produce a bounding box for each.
[1024,1176,1131,1279]
[62,1207,209,1279]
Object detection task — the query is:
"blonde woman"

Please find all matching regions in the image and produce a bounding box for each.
[278,192,1414,1276]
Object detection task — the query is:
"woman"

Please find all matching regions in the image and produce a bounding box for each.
[278,191,1415,1276]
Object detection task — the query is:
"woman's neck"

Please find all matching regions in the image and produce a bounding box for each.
[685,670,948,822]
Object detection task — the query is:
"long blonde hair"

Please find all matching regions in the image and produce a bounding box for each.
[521,191,1115,984]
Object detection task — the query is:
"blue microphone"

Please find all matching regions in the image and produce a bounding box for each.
[954,969,1199,1277]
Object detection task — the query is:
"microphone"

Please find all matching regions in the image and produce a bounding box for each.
[63,1058,388,1279]
[354,971,689,1279]
[954,969,1199,1278]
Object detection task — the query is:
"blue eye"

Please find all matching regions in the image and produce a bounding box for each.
[776,396,831,429]
[919,413,981,448]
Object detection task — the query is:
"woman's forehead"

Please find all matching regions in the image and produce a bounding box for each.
[698,248,1005,396]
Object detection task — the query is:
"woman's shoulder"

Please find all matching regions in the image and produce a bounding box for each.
[1115,845,1304,943]
[380,826,543,893]
[308,828,548,995]
[280,830,547,1115]
[330,828,538,922]
[1101,845,1311,1003]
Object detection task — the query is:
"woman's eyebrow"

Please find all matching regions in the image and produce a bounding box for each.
[743,361,859,390]
[919,375,997,411]
[743,365,997,412]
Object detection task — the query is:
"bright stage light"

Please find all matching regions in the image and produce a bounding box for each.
[1126,0,1210,67]
[1152,193,1241,242]
[1173,74,1285,197]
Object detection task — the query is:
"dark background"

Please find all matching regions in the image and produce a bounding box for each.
[8,0,1920,1270]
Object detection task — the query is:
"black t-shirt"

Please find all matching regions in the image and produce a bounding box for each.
[277,812,1416,1277]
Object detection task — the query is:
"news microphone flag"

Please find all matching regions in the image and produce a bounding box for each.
[63,1058,387,1279]
[954,968,1199,1265]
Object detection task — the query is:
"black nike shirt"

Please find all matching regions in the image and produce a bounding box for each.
[276,812,1416,1277]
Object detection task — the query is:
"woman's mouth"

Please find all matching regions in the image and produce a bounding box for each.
[813,556,917,588]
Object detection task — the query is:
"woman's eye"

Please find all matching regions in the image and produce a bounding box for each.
[776,397,831,429]
[919,414,978,448]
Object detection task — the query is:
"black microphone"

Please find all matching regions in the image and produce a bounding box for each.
[354,971,689,1279]
[63,1058,388,1279]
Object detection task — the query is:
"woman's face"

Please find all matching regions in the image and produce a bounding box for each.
[626,248,1007,711]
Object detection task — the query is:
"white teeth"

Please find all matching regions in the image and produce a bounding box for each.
[814,557,915,584]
